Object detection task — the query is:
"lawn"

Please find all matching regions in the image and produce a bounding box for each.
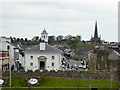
[11,77,26,87]
[40,77,120,88]
[2,77,120,89]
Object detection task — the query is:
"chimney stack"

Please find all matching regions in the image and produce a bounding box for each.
[40,42,46,50]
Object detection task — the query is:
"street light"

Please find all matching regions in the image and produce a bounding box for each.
[110,63,112,89]
[9,59,11,87]
[0,60,2,71]
[8,46,12,88]
[0,60,2,90]
[89,76,92,90]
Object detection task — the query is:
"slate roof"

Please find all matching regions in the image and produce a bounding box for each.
[113,48,120,54]
[6,41,25,56]
[21,45,33,50]
[75,47,91,55]
[25,43,63,53]
[68,59,82,66]
[41,29,48,34]
[6,41,19,48]
[67,59,86,68]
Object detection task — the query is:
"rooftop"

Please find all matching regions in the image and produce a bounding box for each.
[25,43,62,53]
[41,29,48,34]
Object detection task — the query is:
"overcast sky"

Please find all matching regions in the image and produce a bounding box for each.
[0,0,119,42]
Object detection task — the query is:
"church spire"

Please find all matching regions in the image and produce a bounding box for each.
[94,21,98,38]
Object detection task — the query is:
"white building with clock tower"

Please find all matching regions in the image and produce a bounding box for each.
[41,29,48,43]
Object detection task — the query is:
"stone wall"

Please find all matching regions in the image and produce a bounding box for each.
[2,70,119,81]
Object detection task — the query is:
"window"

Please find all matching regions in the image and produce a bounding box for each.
[52,56,54,59]
[30,62,33,66]
[52,63,54,66]
[105,64,107,68]
[30,56,33,59]
[101,56,104,61]
[7,45,10,50]
[15,49,19,52]
[98,64,100,69]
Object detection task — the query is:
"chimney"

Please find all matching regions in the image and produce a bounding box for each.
[40,42,46,50]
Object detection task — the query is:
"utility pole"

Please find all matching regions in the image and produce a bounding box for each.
[9,47,12,88]
[0,60,2,90]
[110,63,112,89]
[9,59,11,87]
[89,76,91,90]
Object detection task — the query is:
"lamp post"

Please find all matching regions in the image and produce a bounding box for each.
[9,59,11,87]
[110,63,112,89]
[0,60,2,72]
[0,60,2,88]
[89,76,91,90]
[8,45,12,88]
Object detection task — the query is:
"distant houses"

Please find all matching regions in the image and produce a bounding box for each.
[0,36,24,71]
[0,22,120,72]
[89,21,120,71]
[108,46,120,71]
[0,30,65,71]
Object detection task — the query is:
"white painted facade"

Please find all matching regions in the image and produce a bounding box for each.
[24,43,63,71]
[0,36,24,70]
[25,52,62,71]
[41,29,48,43]
[0,37,11,51]
[0,37,15,64]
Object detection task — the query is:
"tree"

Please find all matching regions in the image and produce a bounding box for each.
[13,37,16,40]
[10,36,13,43]
[36,36,39,41]
[67,36,80,49]
[56,35,64,41]
[65,35,72,40]
[76,35,81,41]
[25,38,28,41]
[21,38,24,41]
[17,38,20,42]
[32,36,39,41]
[48,36,55,45]
[21,38,24,45]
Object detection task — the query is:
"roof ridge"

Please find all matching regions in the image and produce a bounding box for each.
[46,44,63,53]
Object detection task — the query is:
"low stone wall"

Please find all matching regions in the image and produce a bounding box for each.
[2,70,119,81]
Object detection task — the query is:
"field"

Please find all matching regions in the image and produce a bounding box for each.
[1,77,120,89]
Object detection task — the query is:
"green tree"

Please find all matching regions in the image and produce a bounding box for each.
[67,36,80,49]
[48,36,55,45]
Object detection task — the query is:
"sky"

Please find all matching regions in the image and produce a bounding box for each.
[0,0,119,42]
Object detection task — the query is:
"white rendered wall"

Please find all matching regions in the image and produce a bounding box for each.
[25,52,62,71]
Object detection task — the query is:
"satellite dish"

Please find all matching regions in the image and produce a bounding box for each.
[0,79,4,85]
[28,78,38,85]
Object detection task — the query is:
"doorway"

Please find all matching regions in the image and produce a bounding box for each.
[38,56,47,70]
[40,61,45,70]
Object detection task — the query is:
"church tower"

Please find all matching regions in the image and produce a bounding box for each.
[90,21,101,46]
[41,29,48,43]
[94,21,98,38]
